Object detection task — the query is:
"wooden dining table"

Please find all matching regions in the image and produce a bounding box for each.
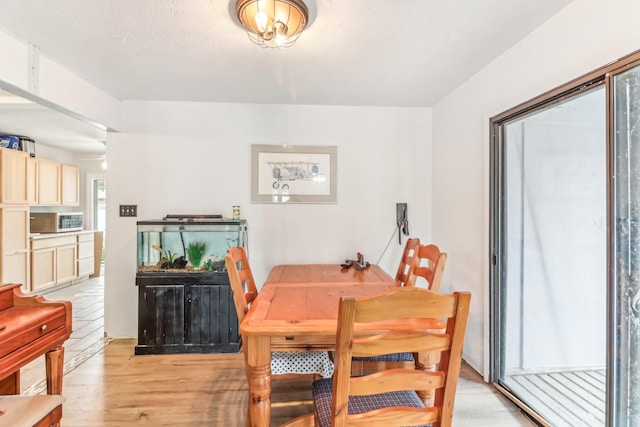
[240,263,442,426]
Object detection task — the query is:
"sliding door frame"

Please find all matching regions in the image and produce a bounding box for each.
[489,49,640,426]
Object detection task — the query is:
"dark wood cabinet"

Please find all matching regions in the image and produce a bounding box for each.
[135,272,240,355]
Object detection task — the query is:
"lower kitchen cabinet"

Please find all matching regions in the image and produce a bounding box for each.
[31,234,77,292]
[56,244,77,284]
[135,272,240,355]
[31,247,56,290]
[77,232,94,277]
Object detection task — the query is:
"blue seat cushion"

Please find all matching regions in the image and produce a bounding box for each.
[311,378,429,427]
[353,352,415,362]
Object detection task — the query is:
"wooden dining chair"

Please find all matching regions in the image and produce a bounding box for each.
[406,243,447,291]
[394,237,421,286]
[282,287,471,427]
[350,238,424,375]
[224,247,334,408]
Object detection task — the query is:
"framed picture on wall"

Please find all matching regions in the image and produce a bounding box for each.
[251,145,337,203]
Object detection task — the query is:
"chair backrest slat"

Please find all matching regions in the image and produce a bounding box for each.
[349,369,446,396]
[224,246,258,324]
[406,244,447,291]
[352,332,451,357]
[394,237,421,286]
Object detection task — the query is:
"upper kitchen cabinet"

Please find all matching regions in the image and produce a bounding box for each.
[61,164,79,206]
[36,161,80,206]
[0,148,31,204]
[37,158,61,205]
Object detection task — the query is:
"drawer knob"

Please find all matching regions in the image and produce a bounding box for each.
[40,324,47,332]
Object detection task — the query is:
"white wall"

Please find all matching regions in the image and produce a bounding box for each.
[104,102,432,337]
[0,28,121,131]
[432,0,640,375]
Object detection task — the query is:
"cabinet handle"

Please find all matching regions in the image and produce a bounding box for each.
[40,324,47,332]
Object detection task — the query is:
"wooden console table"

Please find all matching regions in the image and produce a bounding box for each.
[0,283,72,395]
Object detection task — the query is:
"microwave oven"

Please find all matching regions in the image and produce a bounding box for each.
[30,212,84,233]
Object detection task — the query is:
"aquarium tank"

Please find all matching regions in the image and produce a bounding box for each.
[136,215,246,273]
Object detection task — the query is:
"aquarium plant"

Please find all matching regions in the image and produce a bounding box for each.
[203,257,226,272]
[203,258,215,271]
[152,244,182,269]
[186,241,208,269]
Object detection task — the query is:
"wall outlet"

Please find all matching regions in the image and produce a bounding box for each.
[119,204,137,217]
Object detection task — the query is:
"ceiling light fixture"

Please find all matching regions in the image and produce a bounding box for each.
[236,0,309,48]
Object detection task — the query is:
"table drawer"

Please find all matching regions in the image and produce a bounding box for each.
[271,335,335,349]
[0,306,67,358]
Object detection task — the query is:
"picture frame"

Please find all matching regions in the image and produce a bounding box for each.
[251,144,337,203]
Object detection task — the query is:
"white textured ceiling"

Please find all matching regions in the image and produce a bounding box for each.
[0,0,573,151]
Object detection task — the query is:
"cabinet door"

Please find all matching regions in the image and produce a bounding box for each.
[77,234,95,277]
[3,253,28,291]
[56,244,77,284]
[61,164,79,206]
[138,285,185,347]
[0,148,29,204]
[32,247,56,291]
[1,207,29,290]
[26,156,37,204]
[37,159,60,205]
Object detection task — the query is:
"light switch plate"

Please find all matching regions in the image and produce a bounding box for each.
[119,204,137,217]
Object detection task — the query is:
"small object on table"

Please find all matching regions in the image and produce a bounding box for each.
[340,260,353,269]
[342,253,370,270]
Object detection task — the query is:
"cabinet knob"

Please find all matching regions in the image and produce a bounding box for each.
[40,324,47,332]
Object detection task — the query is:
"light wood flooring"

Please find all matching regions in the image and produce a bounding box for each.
[20,275,537,426]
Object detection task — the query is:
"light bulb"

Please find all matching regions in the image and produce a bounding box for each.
[273,20,288,46]
[254,11,268,33]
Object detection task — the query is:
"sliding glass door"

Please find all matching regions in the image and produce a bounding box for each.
[491,52,640,426]
[493,86,607,425]
[612,63,640,426]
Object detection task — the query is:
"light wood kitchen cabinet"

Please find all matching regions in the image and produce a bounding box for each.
[37,158,61,205]
[61,164,79,206]
[31,234,77,291]
[0,206,29,291]
[77,232,95,277]
[31,247,56,290]
[0,148,30,204]
[56,243,77,284]
[27,156,37,204]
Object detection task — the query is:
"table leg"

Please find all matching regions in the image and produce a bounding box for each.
[45,346,65,395]
[415,350,439,406]
[245,336,272,427]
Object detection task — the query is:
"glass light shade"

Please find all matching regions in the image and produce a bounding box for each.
[236,0,309,48]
